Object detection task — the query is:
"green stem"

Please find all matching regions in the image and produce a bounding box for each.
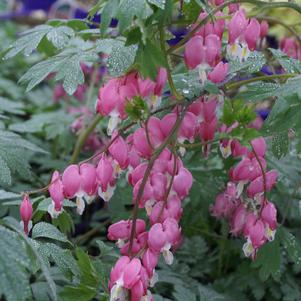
[70,66,100,163]
[168,0,301,54]
[159,27,182,101]
[225,73,296,90]
[70,115,102,163]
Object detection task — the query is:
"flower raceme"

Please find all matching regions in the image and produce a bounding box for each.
[17,2,281,300]
[212,136,279,258]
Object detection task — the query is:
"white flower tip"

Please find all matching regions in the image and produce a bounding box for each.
[76,197,85,215]
[242,240,254,258]
[107,115,120,136]
[47,203,63,219]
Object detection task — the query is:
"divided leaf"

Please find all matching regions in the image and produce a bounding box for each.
[19,47,98,94]
[32,222,71,245]
[0,225,32,301]
[4,25,74,59]
[252,232,281,281]
[0,130,46,185]
[117,0,153,33]
[269,48,301,74]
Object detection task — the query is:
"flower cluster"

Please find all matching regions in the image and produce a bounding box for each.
[212,136,278,258]
[96,69,167,135]
[280,37,301,61]
[17,1,285,300]
[184,7,268,84]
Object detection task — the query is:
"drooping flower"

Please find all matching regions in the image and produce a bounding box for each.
[48,170,65,218]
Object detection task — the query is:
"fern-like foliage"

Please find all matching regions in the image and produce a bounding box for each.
[0,225,32,301]
[0,130,46,185]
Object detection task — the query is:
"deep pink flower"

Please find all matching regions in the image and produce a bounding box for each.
[208,61,228,83]
[172,167,193,199]
[49,171,64,211]
[184,34,221,69]
[247,170,278,197]
[20,195,33,235]
[260,21,269,38]
[154,68,167,96]
[250,137,267,158]
[108,219,146,242]
[96,155,115,193]
[230,204,248,236]
[79,163,97,196]
[128,163,148,187]
[109,134,129,170]
[150,195,182,224]
[62,164,81,199]
[228,9,248,44]
[261,201,277,230]
[133,178,154,209]
[142,248,159,276]
[244,18,261,50]
[150,172,167,202]
[133,128,153,159]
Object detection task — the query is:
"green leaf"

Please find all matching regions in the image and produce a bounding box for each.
[173,69,202,99]
[125,27,142,46]
[136,39,167,79]
[228,51,266,74]
[155,0,173,26]
[198,284,225,301]
[95,38,123,53]
[95,240,119,258]
[0,96,24,115]
[117,0,153,33]
[60,248,99,301]
[38,242,79,279]
[75,248,99,287]
[100,0,120,35]
[9,111,74,139]
[3,217,57,301]
[52,210,75,234]
[0,156,11,185]
[148,0,166,9]
[252,232,281,281]
[0,225,32,301]
[279,227,301,266]
[182,0,206,20]
[4,25,74,59]
[222,99,256,126]
[263,94,301,136]
[60,285,97,301]
[107,43,138,77]
[0,130,46,185]
[236,81,280,102]
[0,78,23,99]
[173,285,197,301]
[45,26,75,49]
[36,198,76,212]
[271,131,289,159]
[32,222,71,244]
[0,189,19,200]
[19,47,98,94]
[275,76,301,98]
[269,48,301,74]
